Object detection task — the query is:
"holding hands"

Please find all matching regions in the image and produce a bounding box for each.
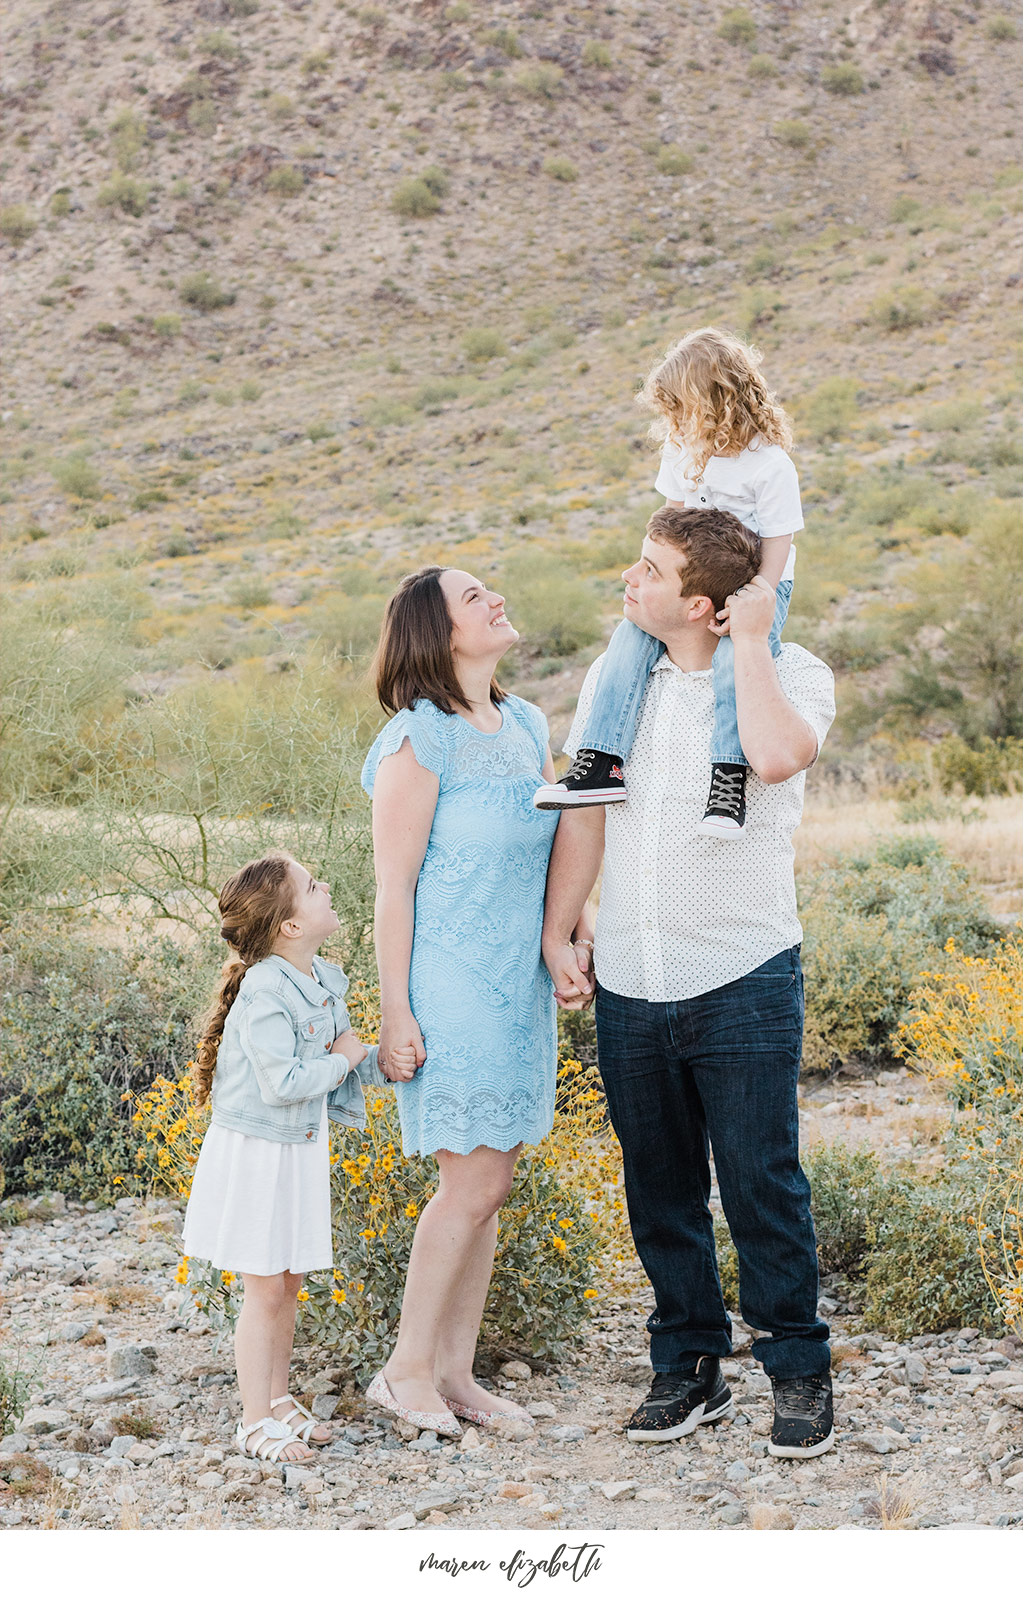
[543,938,595,1011]
[378,1009,426,1083]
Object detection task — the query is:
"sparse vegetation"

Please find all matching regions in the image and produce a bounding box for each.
[774,119,812,148]
[462,327,507,362]
[391,176,443,218]
[717,8,757,48]
[265,165,304,196]
[513,63,564,98]
[822,61,864,95]
[52,453,101,501]
[543,155,578,182]
[1,204,38,244]
[179,272,236,311]
[655,144,692,176]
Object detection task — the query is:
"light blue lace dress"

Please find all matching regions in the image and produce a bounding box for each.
[361,695,559,1157]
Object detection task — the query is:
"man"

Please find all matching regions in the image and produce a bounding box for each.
[542,505,837,1458]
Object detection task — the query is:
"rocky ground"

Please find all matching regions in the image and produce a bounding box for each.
[2,1064,1021,1534]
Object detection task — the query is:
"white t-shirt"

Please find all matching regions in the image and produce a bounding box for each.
[655,436,802,583]
[564,643,836,1002]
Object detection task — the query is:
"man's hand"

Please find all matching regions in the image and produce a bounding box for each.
[708,573,776,643]
[544,939,595,1011]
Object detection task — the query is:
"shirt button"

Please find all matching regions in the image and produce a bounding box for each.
[305,1131,313,1140]
[322,998,330,1006]
[325,1043,332,1052]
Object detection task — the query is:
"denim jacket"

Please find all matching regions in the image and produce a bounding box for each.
[209,953,385,1144]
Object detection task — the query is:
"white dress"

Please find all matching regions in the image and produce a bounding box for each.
[182,1102,332,1276]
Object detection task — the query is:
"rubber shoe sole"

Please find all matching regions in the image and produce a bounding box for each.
[695,816,746,838]
[533,785,627,810]
[767,1426,836,1460]
[626,1388,733,1444]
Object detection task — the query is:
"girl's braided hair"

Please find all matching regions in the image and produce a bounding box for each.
[192,851,296,1106]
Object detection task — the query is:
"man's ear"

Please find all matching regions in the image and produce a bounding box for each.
[683,595,715,621]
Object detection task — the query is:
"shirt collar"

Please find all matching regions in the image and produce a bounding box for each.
[264,952,345,1003]
[650,655,713,678]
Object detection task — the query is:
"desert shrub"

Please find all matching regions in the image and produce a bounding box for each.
[713,1216,739,1309]
[201,28,241,58]
[413,378,460,412]
[482,27,521,56]
[805,1143,894,1275]
[265,165,304,197]
[180,272,236,311]
[302,47,332,75]
[51,191,71,218]
[0,919,203,1202]
[932,735,1023,796]
[109,108,148,168]
[655,144,692,176]
[152,313,181,338]
[391,177,442,218]
[52,452,101,500]
[0,1356,30,1436]
[110,1407,161,1439]
[890,193,922,224]
[717,8,757,47]
[986,16,1018,41]
[513,63,564,98]
[227,0,260,13]
[313,591,389,662]
[582,40,612,68]
[229,575,272,610]
[0,204,38,244]
[463,327,507,362]
[822,61,863,95]
[239,379,262,401]
[97,172,150,216]
[420,165,450,199]
[800,377,860,442]
[748,54,777,79]
[868,286,936,331]
[860,1186,1000,1338]
[543,155,578,182]
[499,551,602,658]
[774,119,811,148]
[799,839,999,1072]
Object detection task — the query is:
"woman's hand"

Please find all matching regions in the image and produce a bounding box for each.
[543,939,595,1011]
[331,1029,368,1070]
[379,1009,426,1081]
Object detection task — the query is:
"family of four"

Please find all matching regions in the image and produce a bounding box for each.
[181,327,838,1474]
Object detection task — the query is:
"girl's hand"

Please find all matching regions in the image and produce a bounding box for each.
[331,1029,368,1071]
[383,1044,419,1084]
[379,1010,426,1081]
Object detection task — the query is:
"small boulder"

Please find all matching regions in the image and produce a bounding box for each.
[750,1503,796,1530]
[499,1361,532,1381]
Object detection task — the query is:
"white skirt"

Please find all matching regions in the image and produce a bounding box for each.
[182,1102,332,1276]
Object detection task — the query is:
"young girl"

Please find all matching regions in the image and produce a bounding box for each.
[534,326,802,838]
[181,850,416,1463]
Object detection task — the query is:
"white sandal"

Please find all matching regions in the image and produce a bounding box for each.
[235,1415,311,1462]
[271,1392,331,1446]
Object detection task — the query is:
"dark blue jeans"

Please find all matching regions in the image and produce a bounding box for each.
[595,946,830,1379]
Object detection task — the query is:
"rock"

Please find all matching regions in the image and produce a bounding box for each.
[601,1480,637,1501]
[196,1471,226,1490]
[539,1501,563,1519]
[21,1193,67,1220]
[92,1212,118,1236]
[750,1504,796,1530]
[718,1503,746,1525]
[405,1432,441,1453]
[387,1511,417,1530]
[487,1416,534,1442]
[460,1428,481,1450]
[310,1395,338,1421]
[724,1460,751,1482]
[904,1354,927,1387]
[284,1465,314,1490]
[499,1482,532,1499]
[81,1378,142,1403]
[58,1322,91,1344]
[0,1434,30,1454]
[21,1408,71,1435]
[636,1486,672,1502]
[125,1442,156,1465]
[106,1345,157,1380]
[546,1425,587,1443]
[392,1418,420,1442]
[854,1430,906,1455]
[499,1361,532,1381]
[1004,1471,1023,1494]
[526,1402,556,1419]
[87,1257,118,1283]
[986,1369,1021,1390]
[414,1490,464,1519]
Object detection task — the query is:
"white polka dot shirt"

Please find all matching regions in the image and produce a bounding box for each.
[564,643,836,1003]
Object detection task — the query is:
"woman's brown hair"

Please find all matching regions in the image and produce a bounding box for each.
[192,851,297,1106]
[372,565,507,716]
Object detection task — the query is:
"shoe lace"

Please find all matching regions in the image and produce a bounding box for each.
[706,768,744,816]
[772,1377,825,1417]
[562,749,597,783]
[647,1369,701,1402]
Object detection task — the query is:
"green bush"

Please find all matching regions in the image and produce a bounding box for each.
[420,165,450,199]
[543,155,578,182]
[987,16,1018,41]
[822,61,863,95]
[933,735,1023,796]
[655,144,692,176]
[861,1187,999,1338]
[391,177,442,219]
[481,27,521,56]
[717,8,757,47]
[52,452,101,500]
[800,377,860,442]
[774,119,811,149]
[868,286,936,331]
[0,204,38,244]
[805,1143,894,1275]
[748,54,777,79]
[463,327,507,362]
[0,1354,30,1437]
[413,379,460,412]
[152,313,181,338]
[0,919,204,1202]
[513,63,564,98]
[180,272,236,312]
[97,171,150,217]
[499,552,603,658]
[582,40,612,69]
[265,165,304,197]
[799,839,999,1072]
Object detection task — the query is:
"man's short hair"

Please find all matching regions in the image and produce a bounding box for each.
[646,506,761,611]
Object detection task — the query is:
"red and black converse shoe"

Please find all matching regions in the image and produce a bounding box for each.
[696,762,748,838]
[533,749,627,810]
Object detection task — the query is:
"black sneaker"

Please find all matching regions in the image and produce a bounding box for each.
[695,762,748,838]
[533,748,627,810]
[768,1373,835,1459]
[625,1356,732,1443]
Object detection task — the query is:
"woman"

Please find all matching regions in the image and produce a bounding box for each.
[360,565,592,1433]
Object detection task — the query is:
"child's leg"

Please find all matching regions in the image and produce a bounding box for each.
[270,1271,331,1442]
[710,581,792,765]
[235,1271,311,1460]
[579,619,664,760]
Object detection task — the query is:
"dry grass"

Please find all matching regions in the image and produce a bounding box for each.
[865,1471,925,1529]
[797,793,1022,913]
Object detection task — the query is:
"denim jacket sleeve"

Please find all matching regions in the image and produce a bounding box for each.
[326,1045,387,1126]
[239,988,343,1106]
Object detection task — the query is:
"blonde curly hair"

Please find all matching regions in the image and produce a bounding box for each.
[636,326,793,476]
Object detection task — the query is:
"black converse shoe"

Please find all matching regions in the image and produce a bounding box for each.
[625,1356,733,1443]
[533,748,627,810]
[767,1373,835,1459]
[696,762,748,838]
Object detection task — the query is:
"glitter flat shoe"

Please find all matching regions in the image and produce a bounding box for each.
[440,1396,535,1426]
[365,1370,462,1438]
